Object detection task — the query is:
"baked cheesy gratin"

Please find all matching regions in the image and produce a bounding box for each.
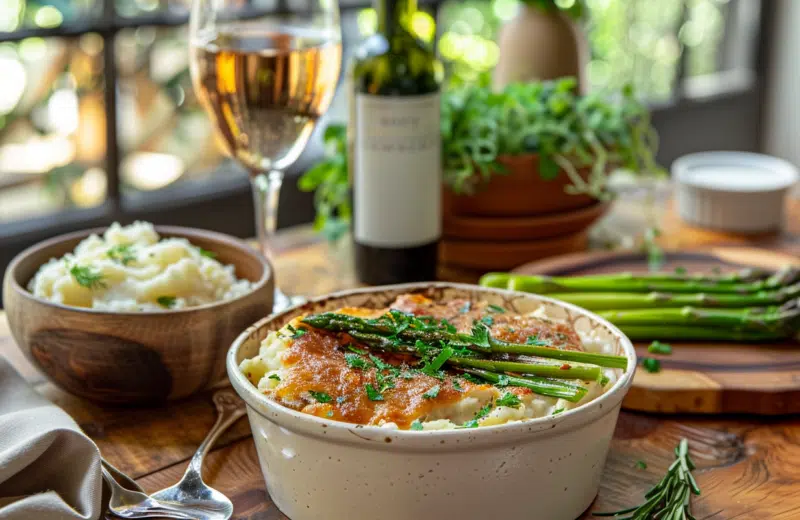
[240,293,624,430]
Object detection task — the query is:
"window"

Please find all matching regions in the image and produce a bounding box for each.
[0,0,771,282]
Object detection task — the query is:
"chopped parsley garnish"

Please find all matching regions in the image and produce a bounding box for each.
[461,373,483,384]
[635,460,648,470]
[156,296,176,308]
[375,371,396,393]
[326,410,334,418]
[648,340,673,355]
[496,392,522,408]
[488,304,506,313]
[401,370,416,380]
[470,321,491,348]
[410,420,424,431]
[369,354,391,371]
[480,315,494,326]
[308,391,332,403]
[642,358,662,373]
[365,384,384,401]
[461,402,493,428]
[526,335,552,346]
[268,374,281,382]
[197,247,217,259]
[459,301,471,313]
[344,352,370,369]
[422,385,440,399]
[674,266,687,275]
[495,375,510,387]
[440,319,457,333]
[452,379,464,392]
[106,244,136,265]
[552,407,565,415]
[286,325,306,339]
[69,265,106,289]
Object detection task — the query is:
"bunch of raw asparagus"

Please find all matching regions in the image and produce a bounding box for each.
[480,267,800,342]
[302,310,628,402]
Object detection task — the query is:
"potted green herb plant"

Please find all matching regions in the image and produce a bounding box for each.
[493,0,588,91]
[299,77,662,237]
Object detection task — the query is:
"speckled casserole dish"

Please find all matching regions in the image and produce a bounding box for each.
[227,283,636,520]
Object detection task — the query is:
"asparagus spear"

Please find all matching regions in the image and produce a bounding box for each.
[342,331,592,400]
[543,283,800,310]
[480,267,798,295]
[600,300,800,334]
[459,368,589,403]
[447,357,603,381]
[617,325,792,342]
[302,312,628,369]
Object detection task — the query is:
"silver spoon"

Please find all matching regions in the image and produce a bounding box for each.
[148,388,247,520]
[102,464,194,519]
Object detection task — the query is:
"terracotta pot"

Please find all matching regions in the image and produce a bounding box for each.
[444,154,597,217]
[493,5,588,92]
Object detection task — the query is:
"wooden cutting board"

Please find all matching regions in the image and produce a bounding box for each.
[514,246,800,415]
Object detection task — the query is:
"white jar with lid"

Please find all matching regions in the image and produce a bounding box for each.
[673,151,799,233]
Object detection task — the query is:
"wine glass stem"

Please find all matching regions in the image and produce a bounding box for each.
[251,171,293,311]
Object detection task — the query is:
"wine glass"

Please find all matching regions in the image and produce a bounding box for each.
[189,0,342,310]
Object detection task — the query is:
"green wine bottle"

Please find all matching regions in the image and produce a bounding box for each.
[350,0,443,285]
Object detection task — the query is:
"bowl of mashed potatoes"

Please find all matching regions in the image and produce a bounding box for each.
[227,283,636,520]
[3,222,273,404]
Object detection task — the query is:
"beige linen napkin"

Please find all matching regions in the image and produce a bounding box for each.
[0,356,108,520]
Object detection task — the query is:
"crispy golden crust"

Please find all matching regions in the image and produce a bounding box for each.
[267,294,581,428]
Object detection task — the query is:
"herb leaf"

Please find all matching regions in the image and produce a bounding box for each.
[344,352,370,369]
[69,265,106,289]
[410,419,424,431]
[648,340,672,355]
[461,402,493,428]
[423,346,454,375]
[106,244,136,265]
[308,391,332,403]
[156,296,176,308]
[268,374,281,381]
[365,384,384,401]
[197,247,217,259]
[642,358,662,373]
[422,385,441,399]
[488,304,506,313]
[469,321,491,348]
[552,407,565,415]
[526,335,552,346]
[496,392,522,408]
[635,460,647,470]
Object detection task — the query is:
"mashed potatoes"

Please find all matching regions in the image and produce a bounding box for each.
[241,295,619,431]
[28,222,252,311]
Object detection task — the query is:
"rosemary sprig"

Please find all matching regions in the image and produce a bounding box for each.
[593,438,701,519]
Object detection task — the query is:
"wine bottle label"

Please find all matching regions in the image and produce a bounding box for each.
[354,92,441,248]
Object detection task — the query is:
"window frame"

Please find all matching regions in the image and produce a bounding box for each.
[0,0,775,287]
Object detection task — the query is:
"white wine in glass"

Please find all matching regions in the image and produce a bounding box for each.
[189,1,342,310]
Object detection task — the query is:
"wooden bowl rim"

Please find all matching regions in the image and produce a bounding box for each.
[6,225,273,317]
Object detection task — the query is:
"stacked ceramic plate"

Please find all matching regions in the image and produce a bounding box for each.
[440,188,609,271]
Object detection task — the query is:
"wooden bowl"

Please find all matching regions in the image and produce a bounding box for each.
[2,226,274,405]
[443,201,610,241]
[443,154,597,217]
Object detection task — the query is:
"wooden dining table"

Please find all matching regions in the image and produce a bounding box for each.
[1,194,799,519]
